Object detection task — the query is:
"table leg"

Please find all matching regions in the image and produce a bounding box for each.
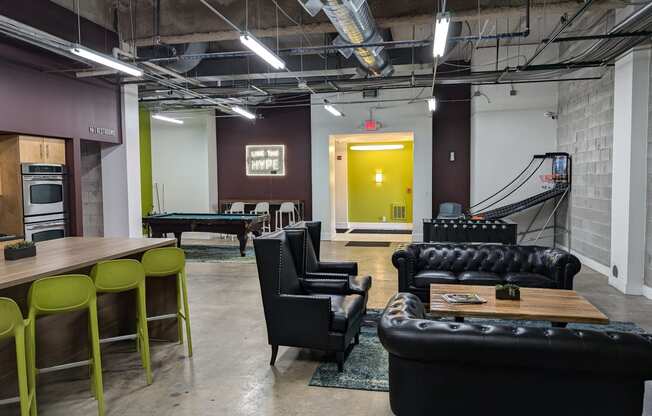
[173,232,182,248]
[551,322,567,328]
[237,233,248,256]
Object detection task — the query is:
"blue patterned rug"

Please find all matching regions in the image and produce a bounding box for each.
[309,309,647,392]
[181,245,255,263]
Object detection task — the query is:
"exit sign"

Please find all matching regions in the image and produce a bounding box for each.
[364,119,379,131]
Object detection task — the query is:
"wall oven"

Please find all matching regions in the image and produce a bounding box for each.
[21,163,66,217]
[24,214,67,243]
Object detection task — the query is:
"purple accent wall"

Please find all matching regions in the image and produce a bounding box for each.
[216,107,313,219]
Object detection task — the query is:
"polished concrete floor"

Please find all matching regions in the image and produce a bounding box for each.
[14,239,652,415]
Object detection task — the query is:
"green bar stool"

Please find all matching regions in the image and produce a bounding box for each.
[141,247,193,357]
[27,275,105,416]
[0,298,34,416]
[90,259,153,385]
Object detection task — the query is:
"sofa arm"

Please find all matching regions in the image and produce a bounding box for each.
[272,294,332,345]
[302,274,350,295]
[542,248,582,289]
[318,261,358,276]
[392,247,417,292]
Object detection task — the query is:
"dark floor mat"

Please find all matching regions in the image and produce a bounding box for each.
[345,241,391,247]
[336,228,350,233]
[349,229,412,234]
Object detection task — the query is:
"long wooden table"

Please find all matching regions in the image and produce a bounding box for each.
[430,284,609,325]
[0,237,177,398]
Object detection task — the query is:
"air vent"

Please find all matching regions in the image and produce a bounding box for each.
[391,203,407,221]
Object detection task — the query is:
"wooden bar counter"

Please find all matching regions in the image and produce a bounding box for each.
[0,237,178,398]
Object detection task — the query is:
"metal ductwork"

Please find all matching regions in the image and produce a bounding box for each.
[164,42,209,74]
[299,0,393,77]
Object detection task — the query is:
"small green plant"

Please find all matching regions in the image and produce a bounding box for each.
[5,241,35,250]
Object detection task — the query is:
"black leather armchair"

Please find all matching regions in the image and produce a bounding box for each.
[379,293,652,416]
[253,229,366,371]
[285,221,372,301]
[392,243,581,302]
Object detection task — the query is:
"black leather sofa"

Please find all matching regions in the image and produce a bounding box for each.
[378,293,652,416]
[392,243,581,302]
[253,229,366,371]
[285,221,372,302]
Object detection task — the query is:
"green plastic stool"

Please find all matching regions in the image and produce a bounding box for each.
[0,298,34,416]
[90,259,153,385]
[27,275,105,416]
[141,247,193,357]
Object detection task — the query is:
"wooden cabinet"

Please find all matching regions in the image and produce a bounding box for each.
[17,136,66,164]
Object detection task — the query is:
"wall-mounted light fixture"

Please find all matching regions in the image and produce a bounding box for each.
[350,144,404,151]
[375,169,383,184]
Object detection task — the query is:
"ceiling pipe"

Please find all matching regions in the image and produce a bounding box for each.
[298,0,393,77]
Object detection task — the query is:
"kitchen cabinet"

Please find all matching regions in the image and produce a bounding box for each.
[18,136,66,164]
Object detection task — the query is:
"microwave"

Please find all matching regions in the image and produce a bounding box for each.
[21,164,66,217]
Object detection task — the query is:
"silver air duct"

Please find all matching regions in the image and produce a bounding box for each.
[299,0,393,77]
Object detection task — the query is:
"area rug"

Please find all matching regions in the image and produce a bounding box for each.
[181,245,255,263]
[345,241,391,247]
[349,229,412,234]
[308,309,647,392]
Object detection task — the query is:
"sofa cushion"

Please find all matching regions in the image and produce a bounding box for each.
[413,271,457,288]
[328,294,365,333]
[505,272,555,288]
[458,271,503,285]
[349,275,372,294]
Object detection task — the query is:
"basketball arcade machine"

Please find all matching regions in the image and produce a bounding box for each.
[423,153,572,246]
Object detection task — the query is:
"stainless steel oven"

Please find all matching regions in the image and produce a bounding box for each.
[21,164,66,217]
[24,214,67,242]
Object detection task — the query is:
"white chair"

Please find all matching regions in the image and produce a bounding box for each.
[250,202,271,233]
[227,202,245,214]
[275,202,296,230]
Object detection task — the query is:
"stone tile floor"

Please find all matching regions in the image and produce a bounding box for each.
[17,239,652,415]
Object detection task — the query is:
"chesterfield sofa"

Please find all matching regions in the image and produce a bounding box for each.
[392,243,581,302]
[378,293,652,416]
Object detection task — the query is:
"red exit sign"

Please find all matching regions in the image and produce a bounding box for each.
[364,119,379,131]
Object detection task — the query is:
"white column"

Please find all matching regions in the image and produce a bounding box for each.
[101,84,143,237]
[609,46,650,294]
[206,111,219,211]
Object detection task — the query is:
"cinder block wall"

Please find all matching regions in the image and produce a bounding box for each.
[556,69,614,267]
[81,141,104,237]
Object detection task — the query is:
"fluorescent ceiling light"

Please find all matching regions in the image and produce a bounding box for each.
[232,106,256,120]
[427,97,437,112]
[350,144,404,151]
[70,45,143,77]
[324,104,343,117]
[433,12,451,58]
[240,33,286,70]
[152,114,184,124]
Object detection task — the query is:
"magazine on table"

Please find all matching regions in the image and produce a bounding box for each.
[441,293,487,304]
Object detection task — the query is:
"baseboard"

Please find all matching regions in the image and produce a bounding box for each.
[642,285,652,300]
[335,222,349,229]
[348,222,413,230]
[558,244,610,277]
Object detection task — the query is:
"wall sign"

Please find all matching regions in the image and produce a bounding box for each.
[89,126,117,137]
[246,145,286,176]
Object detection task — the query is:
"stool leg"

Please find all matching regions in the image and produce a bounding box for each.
[136,282,153,385]
[26,316,37,416]
[88,301,105,416]
[180,270,193,357]
[176,276,184,345]
[15,329,31,416]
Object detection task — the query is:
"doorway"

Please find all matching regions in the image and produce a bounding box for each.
[330,132,414,241]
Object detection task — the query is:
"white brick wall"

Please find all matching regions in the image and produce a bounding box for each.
[557,69,614,266]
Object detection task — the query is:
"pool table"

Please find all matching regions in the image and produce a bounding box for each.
[143,213,269,256]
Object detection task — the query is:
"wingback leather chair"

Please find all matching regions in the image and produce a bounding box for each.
[285,221,372,302]
[253,229,366,371]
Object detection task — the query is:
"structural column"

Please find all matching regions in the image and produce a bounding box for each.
[101,84,143,237]
[609,45,650,294]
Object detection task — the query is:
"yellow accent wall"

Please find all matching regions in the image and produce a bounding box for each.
[347,142,413,223]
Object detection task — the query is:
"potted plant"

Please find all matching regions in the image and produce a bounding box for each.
[4,241,36,261]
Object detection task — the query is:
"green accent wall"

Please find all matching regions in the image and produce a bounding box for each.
[139,107,153,216]
[347,142,413,223]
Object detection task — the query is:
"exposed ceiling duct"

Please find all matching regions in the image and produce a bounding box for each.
[298,0,393,77]
[163,42,209,74]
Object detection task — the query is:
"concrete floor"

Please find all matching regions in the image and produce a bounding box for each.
[15,239,652,415]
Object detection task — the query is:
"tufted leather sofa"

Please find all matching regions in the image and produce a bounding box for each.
[253,229,366,371]
[392,243,581,302]
[378,293,652,416]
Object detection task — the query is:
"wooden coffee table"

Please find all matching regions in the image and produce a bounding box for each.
[429,284,609,326]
